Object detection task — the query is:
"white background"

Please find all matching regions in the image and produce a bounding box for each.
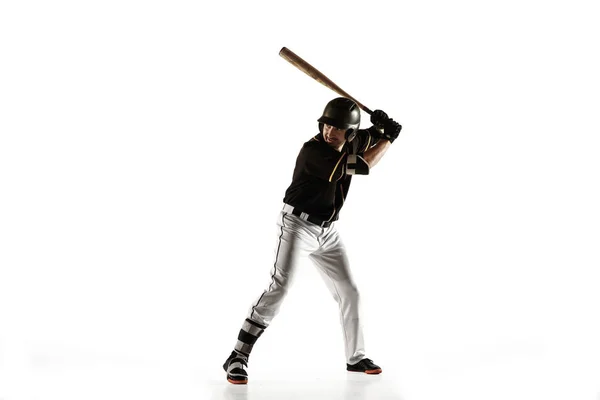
[1,1,599,399]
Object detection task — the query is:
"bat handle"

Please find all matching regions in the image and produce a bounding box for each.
[329,86,372,115]
[339,94,373,115]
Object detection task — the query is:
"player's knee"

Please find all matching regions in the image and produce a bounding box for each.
[338,281,360,304]
[273,276,293,293]
[349,287,361,305]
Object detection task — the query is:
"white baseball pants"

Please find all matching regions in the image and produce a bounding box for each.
[246,207,366,365]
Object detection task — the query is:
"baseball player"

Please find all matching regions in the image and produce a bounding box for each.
[223,97,402,384]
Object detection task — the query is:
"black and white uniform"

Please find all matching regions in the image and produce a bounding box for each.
[233,127,380,365]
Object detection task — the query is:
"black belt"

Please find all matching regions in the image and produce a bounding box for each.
[283,204,333,228]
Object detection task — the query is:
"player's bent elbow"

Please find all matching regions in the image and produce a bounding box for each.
[346,154,370,175]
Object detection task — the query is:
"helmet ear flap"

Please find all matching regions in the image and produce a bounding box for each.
[345,128,357,142]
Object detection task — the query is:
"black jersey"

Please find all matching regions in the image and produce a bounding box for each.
[282,127,381,223]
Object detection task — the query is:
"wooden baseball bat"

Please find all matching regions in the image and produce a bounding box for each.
[279,47,373,115]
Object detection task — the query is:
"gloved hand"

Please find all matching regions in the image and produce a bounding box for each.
[370,109,389,128]
[382,119,402,143]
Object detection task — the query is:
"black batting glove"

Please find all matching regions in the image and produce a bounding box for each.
[383,119,402,143]
[366,125,384,139]
[370,109,389,128]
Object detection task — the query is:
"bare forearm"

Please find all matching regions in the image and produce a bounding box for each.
[363,139,391,168]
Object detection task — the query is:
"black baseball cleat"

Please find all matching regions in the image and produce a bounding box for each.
[347,358,382,374]
[223,351,249,384]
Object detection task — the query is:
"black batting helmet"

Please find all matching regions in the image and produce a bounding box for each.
[318,97,361,142]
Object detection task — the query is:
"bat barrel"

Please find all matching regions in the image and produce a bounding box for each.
[279,47,372,115]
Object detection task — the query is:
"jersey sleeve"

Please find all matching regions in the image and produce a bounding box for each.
[353,126,382,154]
[344,126,383,176]
[346,154,369,175]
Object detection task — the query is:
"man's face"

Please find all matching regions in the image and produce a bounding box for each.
[323,124,346,149]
